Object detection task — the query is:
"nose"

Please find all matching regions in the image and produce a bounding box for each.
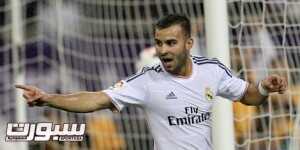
[157,44,169,56]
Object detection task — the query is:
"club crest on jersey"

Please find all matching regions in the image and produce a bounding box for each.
[205,87,214,101]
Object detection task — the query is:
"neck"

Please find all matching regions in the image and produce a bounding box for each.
[174,57,193,78]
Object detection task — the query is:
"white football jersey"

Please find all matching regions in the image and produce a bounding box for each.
[103,55,248,150]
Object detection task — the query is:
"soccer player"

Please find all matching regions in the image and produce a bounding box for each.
[16,14,287,150]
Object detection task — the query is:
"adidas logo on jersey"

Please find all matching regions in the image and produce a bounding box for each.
[166,92,177,100]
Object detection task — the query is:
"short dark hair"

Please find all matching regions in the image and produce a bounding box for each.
[154,14,191,37]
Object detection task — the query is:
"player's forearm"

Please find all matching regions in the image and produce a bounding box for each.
[42,91,112,113]
[240,83,268,106]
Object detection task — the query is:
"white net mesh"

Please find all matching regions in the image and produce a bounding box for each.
[0,0,299,150]
[228,0,300,150]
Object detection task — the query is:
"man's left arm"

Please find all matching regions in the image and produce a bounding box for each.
[240,74,288,106]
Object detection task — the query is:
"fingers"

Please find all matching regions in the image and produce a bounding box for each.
[271,76,279,85]
[22,92,37,102]
[16,84,44,106]
[23,93,44,107]
[269,75,282,87]
[27,102,35,107]
[264,75,288,94]
[278,77,288,94]
[15,84,32,91]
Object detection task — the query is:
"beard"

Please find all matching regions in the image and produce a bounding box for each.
[160,52,189,75]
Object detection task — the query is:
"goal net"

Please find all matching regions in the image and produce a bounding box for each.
[228,0,300,150]
[0,0,299,150]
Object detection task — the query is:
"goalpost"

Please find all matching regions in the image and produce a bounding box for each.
[1,0,300,150]
[204,0,235,150]
[11,0,27,150]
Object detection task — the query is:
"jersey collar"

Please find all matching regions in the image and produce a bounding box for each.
[160,57,197,82]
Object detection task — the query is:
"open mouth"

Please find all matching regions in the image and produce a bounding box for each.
[160,57,174,69]
[161,58,173,63]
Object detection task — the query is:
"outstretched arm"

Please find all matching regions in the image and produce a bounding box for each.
[240,74,287,106]
[15,85,115,113]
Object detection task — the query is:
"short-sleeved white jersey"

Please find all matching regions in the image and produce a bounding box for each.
[103,55,248,150]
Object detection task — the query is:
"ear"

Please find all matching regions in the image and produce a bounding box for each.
[185,38,194,50]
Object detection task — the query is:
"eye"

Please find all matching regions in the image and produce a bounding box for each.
[155,40,162,47]
[166,40,177,46]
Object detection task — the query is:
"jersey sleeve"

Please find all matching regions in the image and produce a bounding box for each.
[216,63,248,101]
[103,70,148,112]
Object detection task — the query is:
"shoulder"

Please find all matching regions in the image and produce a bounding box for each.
[125,64,163,82]
[191,55,232,77]
[191,55,224,66]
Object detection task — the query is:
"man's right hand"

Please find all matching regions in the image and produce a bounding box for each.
[15,85,49,107]
[15,84,115,112]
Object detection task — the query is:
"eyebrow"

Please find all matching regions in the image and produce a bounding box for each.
[154,38,177,42]
[165,39,177,42]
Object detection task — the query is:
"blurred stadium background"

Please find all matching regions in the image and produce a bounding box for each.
[0,0,299,150]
